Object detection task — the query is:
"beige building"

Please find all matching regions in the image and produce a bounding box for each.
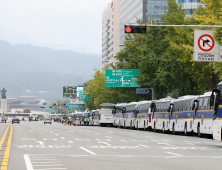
[102,0,120,67]
[119,0,146,46]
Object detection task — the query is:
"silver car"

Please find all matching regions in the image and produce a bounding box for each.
[44,118,52,124]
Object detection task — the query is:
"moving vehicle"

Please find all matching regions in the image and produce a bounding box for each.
[12,117,20,124]
[44,118,52,124]
[99,103,115,127]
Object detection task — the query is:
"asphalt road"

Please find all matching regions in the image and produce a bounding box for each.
[2,121,222,170]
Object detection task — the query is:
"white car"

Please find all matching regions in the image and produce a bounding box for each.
[44,118,52,124]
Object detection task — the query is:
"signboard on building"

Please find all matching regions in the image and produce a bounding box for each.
[63,86,77,98]
[136,88,149,94]
[194,30,220,62]
[105,69,141,87]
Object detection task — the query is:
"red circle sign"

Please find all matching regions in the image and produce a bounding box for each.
[198,34,215,52]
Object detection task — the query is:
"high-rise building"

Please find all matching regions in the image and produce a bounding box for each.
[177,0,202,16]
[102,1,120,67]
[102,0,169,67]
[119,0,168,46]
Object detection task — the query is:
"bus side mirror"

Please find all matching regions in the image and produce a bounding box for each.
[167,106,171,113]
[153,105,156,112]
[192,103,195,110]
[210,95,214,106]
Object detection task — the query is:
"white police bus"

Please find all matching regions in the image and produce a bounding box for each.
[113,103,125,128]
[122,102,138,129]
[99,103,115,127]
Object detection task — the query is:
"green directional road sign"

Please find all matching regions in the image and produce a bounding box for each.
[105,69,141,87]
[79,90,87,94]
[68,104,85,109]
[79,94,89,101]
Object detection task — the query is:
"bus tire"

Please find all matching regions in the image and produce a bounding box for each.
[144,121,146,131]
[154,122,157,132]
[172,123,176,135]
[184,123,187,136]
[197,123,202,138]
[162,123,165,134]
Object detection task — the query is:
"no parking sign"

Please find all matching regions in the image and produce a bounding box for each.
[194,30,220,62]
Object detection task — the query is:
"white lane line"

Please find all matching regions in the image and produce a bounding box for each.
[166,152,182,157]
[106,136,112,138]
[55,134,58,136]
[68,141,74,143]
[138,144,150,148]
[33,168,66,170]
[79,147,96,155]
[24,154,34,170]
[33,164,63,166]
[95,133,100,135]
[61,137,65,139]
[120,140,127,142]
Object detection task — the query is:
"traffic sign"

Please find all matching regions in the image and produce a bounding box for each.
[136,88,149,94]
[68,104,85,109]
[79,90,87,94]
[63,86,77,98]
[105,69,141,87]
[194,30,219,62]
[79,94,89,101]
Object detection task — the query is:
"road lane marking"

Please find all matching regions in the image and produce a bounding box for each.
[106,136,112,138]
[166,152,182,158]
[55,134,58,136]
[61,137,65,139]
[24,154,34,170]
[1,125,13,169]
[80,147,96,155]
[138,144,150,148]
[120,140,127,142]
[68,141,74,143]
[95,133,100,135]
[0,125,10,150]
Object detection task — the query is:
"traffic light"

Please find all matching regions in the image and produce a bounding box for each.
[125,25,146,33]
[39,107,45,108]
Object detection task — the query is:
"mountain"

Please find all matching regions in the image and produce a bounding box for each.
[0,25,99,54]
[0,39,101,101]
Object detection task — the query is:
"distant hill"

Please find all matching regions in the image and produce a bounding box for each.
[0,25,98,54]
[0,39,101,101]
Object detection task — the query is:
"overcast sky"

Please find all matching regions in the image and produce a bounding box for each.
[0,0,112,54]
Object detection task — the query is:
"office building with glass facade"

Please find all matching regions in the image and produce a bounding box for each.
[177,0,202,15]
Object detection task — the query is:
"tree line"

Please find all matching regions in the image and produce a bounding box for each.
[85,0,222,110]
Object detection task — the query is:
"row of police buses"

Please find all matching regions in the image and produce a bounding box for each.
[72,84,222,141]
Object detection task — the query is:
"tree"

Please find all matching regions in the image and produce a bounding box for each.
[23,109,31,113]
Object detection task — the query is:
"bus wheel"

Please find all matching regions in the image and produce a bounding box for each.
[172,123,176,135]
[162,123,165,134]
[184,123,187,136]
[154,122,157,132]
[197,124,202,137]
[144,122,146,131]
